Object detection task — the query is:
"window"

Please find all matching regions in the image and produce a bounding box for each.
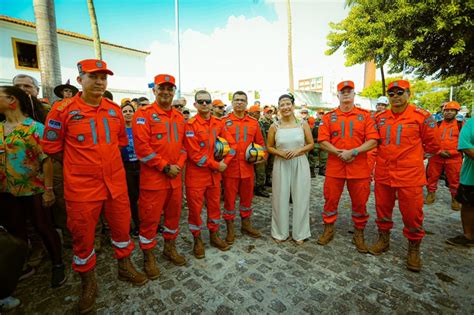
[12,38,39,71]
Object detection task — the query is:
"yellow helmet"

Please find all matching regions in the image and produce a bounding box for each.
[245,143,266,163]
[214,137,231,161]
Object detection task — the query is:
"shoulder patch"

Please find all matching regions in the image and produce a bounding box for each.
[54,98,73,112]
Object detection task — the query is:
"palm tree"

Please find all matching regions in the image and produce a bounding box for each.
[33,0,62,101]
[287,0,294,93]
[87,0,102,59]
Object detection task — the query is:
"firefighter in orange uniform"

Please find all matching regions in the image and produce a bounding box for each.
[370,80,440,272]
[317,80,379,252]
[222,91,267,243]
[132,74,187,279]
[41,59,147,314]
[184,90,237,258]
[426,101,463,210]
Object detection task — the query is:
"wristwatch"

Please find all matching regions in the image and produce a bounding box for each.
[163,164,171,174]
[352,149,359,157]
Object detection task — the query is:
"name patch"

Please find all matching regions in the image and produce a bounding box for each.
[186,131,195,137]
[136,118,146,125]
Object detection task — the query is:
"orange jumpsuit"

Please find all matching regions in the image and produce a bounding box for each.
[41,93,133,273]
[374,105,440,241]
[427,120,463,197]
[317,107,379,229]
[132,103,186,249]
[184,115,236,237]
[222,113,266,220]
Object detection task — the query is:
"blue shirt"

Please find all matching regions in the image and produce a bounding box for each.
[458,118,474,185]
[121,127,138,162]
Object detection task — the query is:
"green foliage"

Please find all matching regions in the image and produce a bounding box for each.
[327,0,474,81]
[361,77,473,113]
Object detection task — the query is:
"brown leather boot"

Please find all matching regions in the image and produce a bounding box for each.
[241,218,261,238]
[78,269,98,314]
[142,249,160,280]
[425,192,436,204]
[193,236,205,259]
[225,220,235,245]
[118,256,148,285]
[407,240,422,272]
[163,239,186,266]
[210,232,231,251]
[317,223,334,245]
[368,231,390,255]
[352,228,368,253]
[451,197,461,211]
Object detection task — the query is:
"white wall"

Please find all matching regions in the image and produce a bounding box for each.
[0,21,149,101]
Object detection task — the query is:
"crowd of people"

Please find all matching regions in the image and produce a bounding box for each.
[0,58,473,313]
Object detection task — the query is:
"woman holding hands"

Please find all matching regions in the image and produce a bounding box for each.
[267,94,314,244]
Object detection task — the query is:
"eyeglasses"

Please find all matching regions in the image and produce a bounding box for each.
[196,100,212,105]
[388,90,405,97]
[173,105,184,108]
[157,86,176,92]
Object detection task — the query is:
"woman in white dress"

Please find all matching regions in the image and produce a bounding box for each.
[267,94,314,244]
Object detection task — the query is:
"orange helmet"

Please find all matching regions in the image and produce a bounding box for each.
[443,101,460,111]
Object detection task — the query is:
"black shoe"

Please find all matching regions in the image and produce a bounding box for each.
[255,189,270,198]
[130,227,139,239]
[446,235,474,247]
[51,264,67,288]
[157,225,164,233]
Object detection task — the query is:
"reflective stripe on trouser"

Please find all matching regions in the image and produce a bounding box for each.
[427,160,462,197]
[223,176,255,220]
[374,183,425,241]
[186,185,221,237]
[66,192,134,273]
[138,188,182,250]
[322,176,370,229]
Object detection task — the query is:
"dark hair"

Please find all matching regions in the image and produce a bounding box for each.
[194,90,211,101]
[183,109,190,114]
[0,86,46,123]
[138,96,149,102]
[121,103,135,112]
[278,93,295,105]
[103,90,113,100]
[232,91,247,101]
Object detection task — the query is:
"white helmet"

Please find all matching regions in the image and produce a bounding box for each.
[376,96,389,105]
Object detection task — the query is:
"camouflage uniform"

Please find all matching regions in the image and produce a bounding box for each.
[310,118,328,176]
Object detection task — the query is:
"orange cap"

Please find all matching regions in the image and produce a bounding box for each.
[248,105,261,113]
[154,74,176,86]
[212,99,225,107]
[337,80,354,91]
[264,107,274,113]
[444,101,461,111]
[77,59,114,75]
[387,80,410,91]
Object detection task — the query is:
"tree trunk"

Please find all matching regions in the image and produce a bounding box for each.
[87,0,102,60]
[380,63,386,96]
[287,0,294,94]
[33,0,62,102]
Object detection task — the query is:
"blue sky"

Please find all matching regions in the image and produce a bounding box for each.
[1,0,277,50]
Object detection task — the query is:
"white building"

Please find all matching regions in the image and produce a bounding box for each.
[0,15,150,101]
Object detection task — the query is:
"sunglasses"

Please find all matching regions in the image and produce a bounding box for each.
[173,105,184,108]
[388,90,405,97]
[196,100,212,105]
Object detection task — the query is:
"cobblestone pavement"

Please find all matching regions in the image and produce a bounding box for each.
[10,175,474,314]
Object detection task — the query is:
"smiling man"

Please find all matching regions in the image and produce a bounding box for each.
[41,59,147,314]
[132,74,188,275]
[370,80,440,272]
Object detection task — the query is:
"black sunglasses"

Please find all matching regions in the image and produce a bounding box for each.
[197,100,212,105]
[388,90,405,97]
[173,105,184,108]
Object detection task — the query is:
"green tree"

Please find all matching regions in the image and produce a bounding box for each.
[327,0,473,90]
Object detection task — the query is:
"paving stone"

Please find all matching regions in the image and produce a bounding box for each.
[11,176,474,313]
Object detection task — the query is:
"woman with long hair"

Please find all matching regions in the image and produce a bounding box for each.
[120,102,140,237]
[266,94,314,244]
[0,86,66,288]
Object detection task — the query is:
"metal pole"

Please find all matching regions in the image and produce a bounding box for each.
[449,86,453,101]
[175,0,181,98]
